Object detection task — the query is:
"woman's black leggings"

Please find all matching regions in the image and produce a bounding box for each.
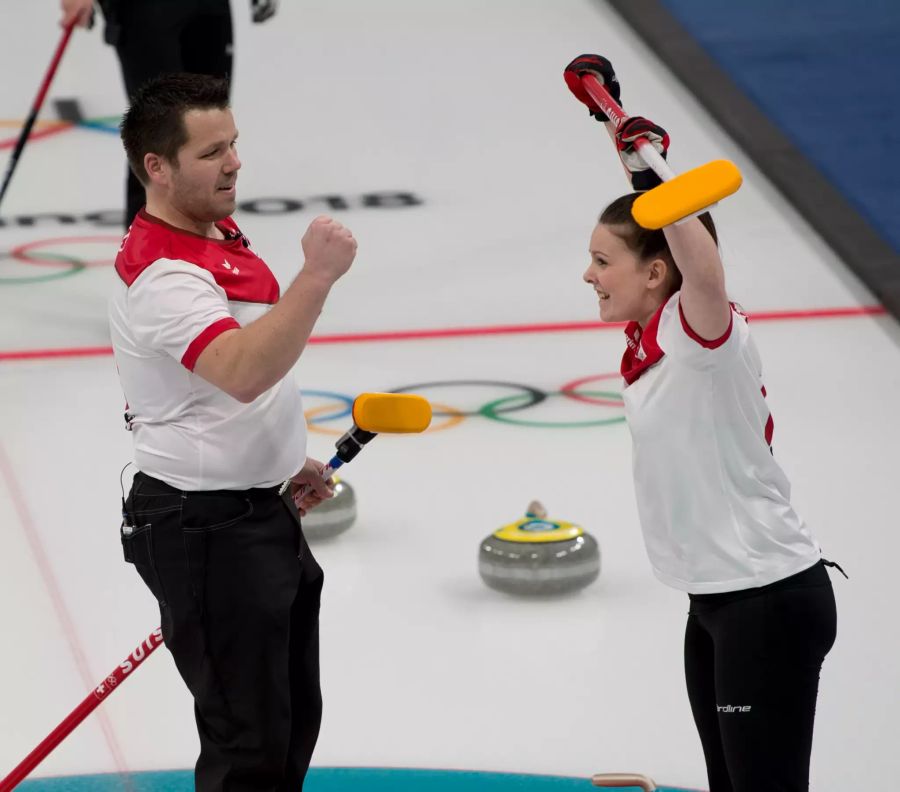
[684,560,837,792]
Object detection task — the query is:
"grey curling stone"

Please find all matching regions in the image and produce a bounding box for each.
[301,477,357,540]
[478,501,600,595]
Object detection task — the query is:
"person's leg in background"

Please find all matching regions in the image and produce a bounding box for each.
[180,0,233,81]
[105,0,233,228]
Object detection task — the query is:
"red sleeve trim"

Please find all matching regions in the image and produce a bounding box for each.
[181,317,240,371]
[678,300,734,349]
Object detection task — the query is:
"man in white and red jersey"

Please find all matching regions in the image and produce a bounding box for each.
[109,73,356,791]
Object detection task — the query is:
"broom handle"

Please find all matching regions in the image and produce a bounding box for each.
[0,22,76,210]
[580,73,676,182]
[0,628,164,791]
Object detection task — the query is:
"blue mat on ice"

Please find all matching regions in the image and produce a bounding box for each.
[18,766,696,791]
[658,0,900,253]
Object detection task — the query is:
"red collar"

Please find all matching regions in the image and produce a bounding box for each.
[621,301,666,385]
[138,208,241,244]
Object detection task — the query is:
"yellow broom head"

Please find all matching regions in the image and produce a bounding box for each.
[632,159,742,229]
[351,393,432,433]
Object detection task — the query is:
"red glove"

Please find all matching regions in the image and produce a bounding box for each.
[563,54,621,122]
[615,116,670,191]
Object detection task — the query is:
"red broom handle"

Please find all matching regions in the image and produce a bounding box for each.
[0,628,163,791]
[0,22,76,209]
[580,73,629,128]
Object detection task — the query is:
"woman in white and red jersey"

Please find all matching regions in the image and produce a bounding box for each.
[565,55,841,792]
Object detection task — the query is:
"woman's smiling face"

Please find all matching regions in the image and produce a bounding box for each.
[583,223,656,324]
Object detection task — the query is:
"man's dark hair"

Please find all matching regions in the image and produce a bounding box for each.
[120,73,230,186]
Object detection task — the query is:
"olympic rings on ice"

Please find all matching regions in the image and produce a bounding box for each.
[0,251,85,284]
[11,235,121,268]
[0,235,119,285]
[302,377,625,435]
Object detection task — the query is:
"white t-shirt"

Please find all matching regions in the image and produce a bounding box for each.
[620,291,821,594]
[108,211,307,491]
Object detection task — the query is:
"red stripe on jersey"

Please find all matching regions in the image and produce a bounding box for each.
[181,317,240,371]
[115,211,280,304]
[760,385,774,445]
[678,300,734,349]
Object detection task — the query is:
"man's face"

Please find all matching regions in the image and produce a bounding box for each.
[168,108,241,222]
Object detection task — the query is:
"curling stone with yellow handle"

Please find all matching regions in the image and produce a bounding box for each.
[478,501,601,595]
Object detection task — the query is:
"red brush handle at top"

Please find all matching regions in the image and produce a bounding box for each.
[0,21,75,210]
[579,73,676,183]
[32,23,75,118]
[0,628,164,791]
[580,73,629,128]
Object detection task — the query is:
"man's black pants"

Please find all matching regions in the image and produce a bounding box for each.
[123,471,323,792]
[685,561,837,792]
